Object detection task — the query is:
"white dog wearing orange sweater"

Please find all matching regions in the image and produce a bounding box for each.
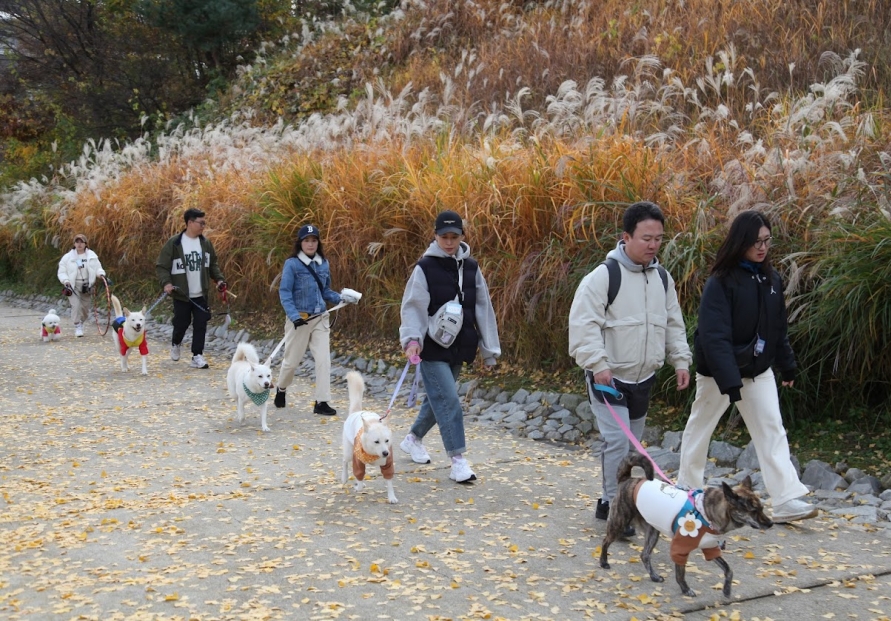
[341,371,397,504]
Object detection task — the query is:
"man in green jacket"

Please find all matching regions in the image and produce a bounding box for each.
[156,208,226,369]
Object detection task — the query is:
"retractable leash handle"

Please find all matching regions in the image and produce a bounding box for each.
[593,383,674,485]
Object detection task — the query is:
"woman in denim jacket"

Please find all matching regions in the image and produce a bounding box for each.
[274,225,343,415]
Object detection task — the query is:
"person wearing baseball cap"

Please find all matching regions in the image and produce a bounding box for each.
[275,223,356,415]
[57,233,107,337]
[398,210,501,483]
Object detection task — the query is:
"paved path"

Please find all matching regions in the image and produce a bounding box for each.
[1,302,890,620]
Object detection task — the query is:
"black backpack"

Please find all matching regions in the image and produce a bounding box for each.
[603,257,668,311]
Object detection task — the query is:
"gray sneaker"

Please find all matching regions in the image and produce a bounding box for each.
[190,354,209,369]
[170,344,181,361]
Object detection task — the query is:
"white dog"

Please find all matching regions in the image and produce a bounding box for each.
[109,295,148,375]
[41,309,62,342]
[341,371,397,504]
[227,342,274,432]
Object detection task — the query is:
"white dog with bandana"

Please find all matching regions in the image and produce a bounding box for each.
[227,343,274,432]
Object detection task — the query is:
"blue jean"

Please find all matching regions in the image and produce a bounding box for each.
[410,360,466,457]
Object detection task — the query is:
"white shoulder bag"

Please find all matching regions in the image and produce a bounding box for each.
[427,260,465,347]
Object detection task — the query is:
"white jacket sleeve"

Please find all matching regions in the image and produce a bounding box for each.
[567,266,611,374]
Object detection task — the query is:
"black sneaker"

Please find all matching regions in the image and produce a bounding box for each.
[274,388,286,408]
[313,401,337,416]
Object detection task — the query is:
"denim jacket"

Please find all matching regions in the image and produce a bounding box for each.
[279,253,341,321]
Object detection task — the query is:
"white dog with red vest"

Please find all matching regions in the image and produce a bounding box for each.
[342,371,397,504]
[109,295,148,375]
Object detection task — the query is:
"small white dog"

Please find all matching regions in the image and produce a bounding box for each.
[41,309,62,342]
[109,295,148,375]
[227,342,274,432]
[341,371,397,504]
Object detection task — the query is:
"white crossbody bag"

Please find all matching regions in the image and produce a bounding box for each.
[427,261,465,348]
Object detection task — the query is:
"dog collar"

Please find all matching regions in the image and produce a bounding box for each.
[243,383,270,405]
[672,490,711,535]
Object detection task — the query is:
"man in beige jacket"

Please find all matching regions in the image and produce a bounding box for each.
[569,201,692,531]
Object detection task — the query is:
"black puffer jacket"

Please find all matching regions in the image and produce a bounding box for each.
[694,264,796,402]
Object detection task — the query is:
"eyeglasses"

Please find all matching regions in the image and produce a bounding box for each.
[192,220,207,226]
[74,240,86,243]
[753,236,772,249]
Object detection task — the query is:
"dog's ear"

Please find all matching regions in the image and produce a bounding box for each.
[362,416,373,431]
[739,475,753,490]
[141,306,147,314]
[123,307,130,317]
[721,481,739,501]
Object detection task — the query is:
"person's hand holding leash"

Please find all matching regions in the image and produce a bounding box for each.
[293,317,308,329]
[593,369,613,389]
[217,281,227,292]
[405,340,421,363]
[163,283,175,295]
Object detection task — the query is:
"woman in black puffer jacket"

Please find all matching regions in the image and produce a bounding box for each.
[677,211,817,524]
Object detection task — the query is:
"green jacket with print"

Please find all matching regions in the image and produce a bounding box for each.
[155,232,225,302]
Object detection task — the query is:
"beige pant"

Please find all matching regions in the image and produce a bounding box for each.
[69,290,92,326]
[276,314,331,402]
[677,369,809,506]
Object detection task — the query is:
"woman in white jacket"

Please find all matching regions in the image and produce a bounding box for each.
[57,233,106,337]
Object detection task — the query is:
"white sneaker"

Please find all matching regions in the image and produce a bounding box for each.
[399,434,431,464]
[74,325,84,337]
[190,354,209,369]
[170,344,181,361]
[771,498,818,523]
[449,457,477,483]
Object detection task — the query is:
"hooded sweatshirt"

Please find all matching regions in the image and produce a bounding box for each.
[568,241,691,383]
[400,240,501,365]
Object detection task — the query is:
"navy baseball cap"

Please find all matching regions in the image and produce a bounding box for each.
[298,224,320,240]
[434,211,464,235]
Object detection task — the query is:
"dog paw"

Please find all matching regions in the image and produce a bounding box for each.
[261,425,270,432]
[681,587,696,597]
[388,496,398,504]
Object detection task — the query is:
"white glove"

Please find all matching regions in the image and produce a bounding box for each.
[340,288,362,304]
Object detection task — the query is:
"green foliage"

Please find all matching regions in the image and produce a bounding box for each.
[787,214,891,423]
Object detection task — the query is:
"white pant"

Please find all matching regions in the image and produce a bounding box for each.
[276,314,332,401]
[677,369,808,506]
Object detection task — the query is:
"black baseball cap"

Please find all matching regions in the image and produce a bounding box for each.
[434,211,464,235]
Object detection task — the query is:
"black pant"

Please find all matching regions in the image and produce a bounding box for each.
[172,296,211,356]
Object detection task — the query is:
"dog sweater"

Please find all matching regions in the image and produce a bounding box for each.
[633,480,722,565]
[42,325,61,337]
[113,317,149,356]
[352,428,395,481]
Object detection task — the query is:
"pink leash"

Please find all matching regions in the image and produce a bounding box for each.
[593,383,674,485]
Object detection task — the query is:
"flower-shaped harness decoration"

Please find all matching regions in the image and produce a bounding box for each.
[677,512,703,538]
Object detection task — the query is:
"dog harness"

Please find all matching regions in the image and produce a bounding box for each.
[242,383,270,405]
[42,325,61,337]
[352,427,395,481]
[633,480,722,565]
[113,317,149,356]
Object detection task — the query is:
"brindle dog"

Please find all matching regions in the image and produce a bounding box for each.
[599,453,773,598]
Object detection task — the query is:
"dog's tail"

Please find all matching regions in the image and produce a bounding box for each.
[345,370,364,415]
[110,295,123,318]
[617,452,655,484]
[232,342,260,364]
